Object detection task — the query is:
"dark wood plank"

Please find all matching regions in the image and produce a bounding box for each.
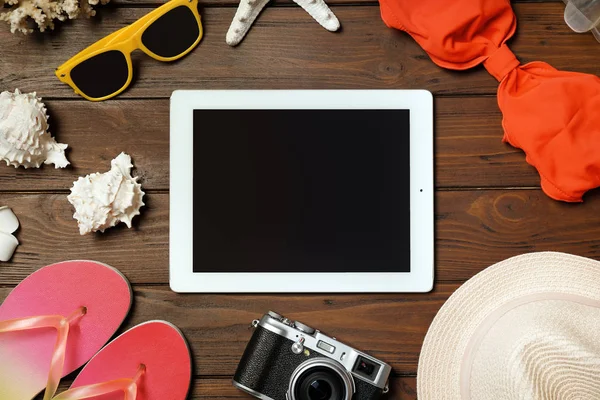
[1,4,598,99]
[48,377,417,399]
[192,377,418,399]
[3,284,452,376]
[0,193,169,285]
[434,96,537,188]
[2,190,600,285]
[0,97,535,192]
[435,189,600,281]
[0,100,170,192]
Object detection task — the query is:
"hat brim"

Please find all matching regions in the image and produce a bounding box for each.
[417,252,600,399]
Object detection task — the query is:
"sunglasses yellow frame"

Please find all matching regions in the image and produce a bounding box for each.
[55,0,203,101]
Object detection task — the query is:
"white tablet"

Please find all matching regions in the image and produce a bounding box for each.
[170,90,433,293]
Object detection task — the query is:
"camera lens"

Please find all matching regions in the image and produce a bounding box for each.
[288,359,353,400]
[308,379,332,400]
[297,368,342,400]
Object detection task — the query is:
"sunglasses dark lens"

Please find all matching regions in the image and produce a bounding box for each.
[70,50,129,99]
[141,6,199,58]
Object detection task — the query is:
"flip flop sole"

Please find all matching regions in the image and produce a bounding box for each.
[0,260,132,400]
[69,320,192,400]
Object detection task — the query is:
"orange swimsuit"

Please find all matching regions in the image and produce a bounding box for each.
[379,0,600,202]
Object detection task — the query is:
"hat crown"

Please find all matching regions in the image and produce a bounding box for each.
[417,252,600,400]
[465,297,600,399]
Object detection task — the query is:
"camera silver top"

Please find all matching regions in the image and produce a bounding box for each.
[294,321,316,335]
[267,311,283,319]
[257,311,391,391]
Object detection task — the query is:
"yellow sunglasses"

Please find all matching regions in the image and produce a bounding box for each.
[56,0,203,101]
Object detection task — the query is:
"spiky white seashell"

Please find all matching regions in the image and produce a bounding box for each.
[0,206,19,262]
[67,152,145,235]
[0,89,69,169]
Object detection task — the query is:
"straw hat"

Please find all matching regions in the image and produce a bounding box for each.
[418,252,600,399]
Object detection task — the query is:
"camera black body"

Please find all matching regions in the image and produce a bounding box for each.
[233,311,391,400]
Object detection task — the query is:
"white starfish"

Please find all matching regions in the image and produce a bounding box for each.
[226,0,340,46]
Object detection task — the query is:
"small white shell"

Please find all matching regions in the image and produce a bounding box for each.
[0,89,70,169]
[0,206,19,262]
[67,152,145,235]
[0,206,19,234]
[0,232,19,262]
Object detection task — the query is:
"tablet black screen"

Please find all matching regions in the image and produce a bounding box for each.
[192,109,410,273]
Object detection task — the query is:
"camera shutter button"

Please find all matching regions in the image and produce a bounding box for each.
[294,321,315,335]
[291,337,305,354]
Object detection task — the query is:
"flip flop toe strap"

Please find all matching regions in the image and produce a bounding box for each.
[52,364,146,400]
[0,307,87,400]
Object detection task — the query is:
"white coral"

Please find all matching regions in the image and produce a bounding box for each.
[0,89,69,169]
[0,0,109,34]
[68,153,145,235]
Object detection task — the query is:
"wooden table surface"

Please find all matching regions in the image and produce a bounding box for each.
[1,0,599,398]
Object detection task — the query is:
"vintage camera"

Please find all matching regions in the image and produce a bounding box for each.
[233,311,391,400]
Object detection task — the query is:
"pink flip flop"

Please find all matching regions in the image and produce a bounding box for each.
[53,321,192,400]
[0,260,132,400]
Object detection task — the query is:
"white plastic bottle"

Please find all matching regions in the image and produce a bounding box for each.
[563,0,600,42]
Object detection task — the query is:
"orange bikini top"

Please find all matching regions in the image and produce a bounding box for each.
[379,0,600,202]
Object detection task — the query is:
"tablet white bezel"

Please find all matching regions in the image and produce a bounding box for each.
[170,90,433,293]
